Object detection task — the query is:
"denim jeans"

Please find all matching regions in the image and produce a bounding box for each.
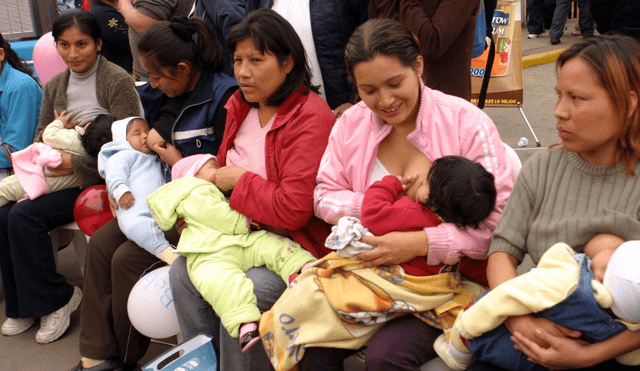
[169,256,287,371]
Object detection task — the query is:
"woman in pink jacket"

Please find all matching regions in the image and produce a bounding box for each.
[307,18,513,371]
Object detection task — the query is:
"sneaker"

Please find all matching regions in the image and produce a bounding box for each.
[527,33,541,39]
[1,317,36,336]
[550,38,561,45]
[239,322,261,352]
[36,286,82,344]
[434,333,475,371]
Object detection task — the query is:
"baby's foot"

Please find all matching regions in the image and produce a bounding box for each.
[239,322,260,352]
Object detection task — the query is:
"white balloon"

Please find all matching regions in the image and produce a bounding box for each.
[127,266,180,339]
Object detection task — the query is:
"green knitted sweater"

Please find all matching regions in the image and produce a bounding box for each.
[490,149,640,264]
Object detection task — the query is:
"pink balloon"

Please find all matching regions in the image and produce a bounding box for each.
[32,32,68,85]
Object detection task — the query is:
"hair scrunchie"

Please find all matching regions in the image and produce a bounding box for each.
[171,16,197,43]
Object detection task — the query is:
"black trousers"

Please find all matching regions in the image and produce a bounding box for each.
[0,188,81,319]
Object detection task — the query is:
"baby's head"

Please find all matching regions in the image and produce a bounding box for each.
[111,117,151,154]
[594,241,640,323]
[423,156,496,229]
[171,154,219,181]
[81,113,115,157]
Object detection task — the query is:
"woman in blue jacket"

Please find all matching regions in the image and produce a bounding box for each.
[0,33,42,175]
[70,17,237,371]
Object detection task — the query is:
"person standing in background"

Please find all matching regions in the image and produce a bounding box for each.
[118,0,194,81]
[90,0,133,73]
[368,0,478,101]
[525,0,556,38]
[549,0,594,45]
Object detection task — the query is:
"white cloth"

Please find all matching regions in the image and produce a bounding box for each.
[325,216,376,258]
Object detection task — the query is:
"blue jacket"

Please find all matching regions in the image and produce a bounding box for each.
[136,69,237,158]
[193,0,368,109]
[0,62,42,168]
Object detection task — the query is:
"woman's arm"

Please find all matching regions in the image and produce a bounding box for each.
[314,115,366,224]
[103,69,142,119]
[425,119,515,265]
[117,0,159,35]
[512,326,640,369]
[489,252,583,349]
[0,79,42,167]
[229,97,335,231]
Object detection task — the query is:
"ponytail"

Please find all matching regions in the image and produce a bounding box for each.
[138,16,223,73]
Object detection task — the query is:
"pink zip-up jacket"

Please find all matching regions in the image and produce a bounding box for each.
[314,80,513,265]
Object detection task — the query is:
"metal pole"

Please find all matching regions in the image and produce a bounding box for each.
[519,106,541,147]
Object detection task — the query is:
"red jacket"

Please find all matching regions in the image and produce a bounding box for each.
[218,85,334,259]
[361,176,488,285]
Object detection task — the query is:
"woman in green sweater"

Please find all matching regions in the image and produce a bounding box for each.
[467,34,640,371]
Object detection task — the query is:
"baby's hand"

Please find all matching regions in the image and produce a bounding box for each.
[400,174,419,192]
[118,192,135,209]
[54,110,81,129]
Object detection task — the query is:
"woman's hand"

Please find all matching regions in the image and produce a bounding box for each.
[213,166,248,193]
[151,141,183,166]
[46,150,74,177]
[356,230,428,268]
[505,315,581,348]
[107,193,118,217]
[511,328,596,370]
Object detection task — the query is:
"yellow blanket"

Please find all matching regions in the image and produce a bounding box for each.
[259,253,486,371]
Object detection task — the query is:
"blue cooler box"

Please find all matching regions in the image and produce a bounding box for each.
[143,334,217,371]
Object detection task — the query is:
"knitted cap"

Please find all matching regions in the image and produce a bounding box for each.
[603,241,640,323]
[171,154,216,180]
[111,116,144,142]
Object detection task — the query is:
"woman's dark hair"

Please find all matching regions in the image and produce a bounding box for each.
[82,114,114,157]
[344,18,421,85]
[0,32,37,81]
[226,8,317,107]
[424,156,496,229]
[557,34,640,175]
[138,17,223,75]
[52,8,102,43]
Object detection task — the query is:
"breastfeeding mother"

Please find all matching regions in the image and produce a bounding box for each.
[168,8,335,371]
[71,17,238,371]
[307,19,513,371]
[0,8,140,344]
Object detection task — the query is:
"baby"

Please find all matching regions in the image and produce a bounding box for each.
[97,117,176,264]
[435,235,640,370]
[0,112,113,206]
[327,156,497,284]
[147,154,315,352]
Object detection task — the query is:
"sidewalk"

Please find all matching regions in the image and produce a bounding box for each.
[521,17,587,67]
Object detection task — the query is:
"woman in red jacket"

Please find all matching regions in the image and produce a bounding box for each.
[169,8,335,370]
